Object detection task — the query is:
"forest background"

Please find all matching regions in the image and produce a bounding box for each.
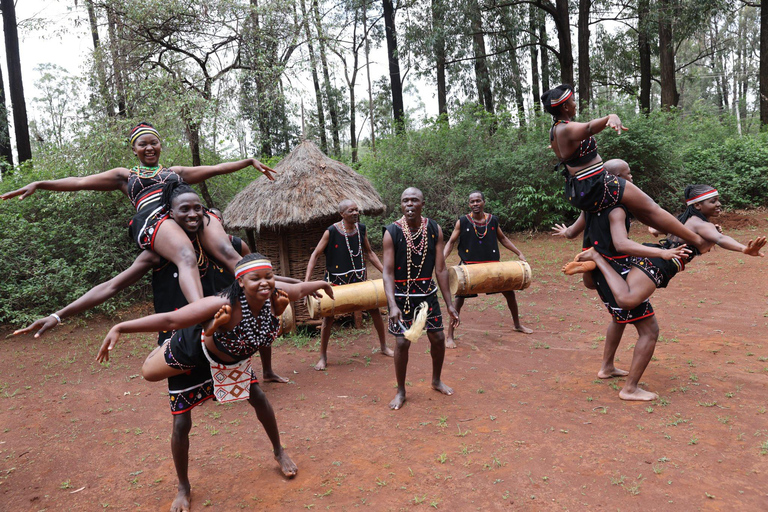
[0,0,766,322]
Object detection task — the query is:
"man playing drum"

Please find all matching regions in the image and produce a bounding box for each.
[306,199,393,370]
[443,191,532,348]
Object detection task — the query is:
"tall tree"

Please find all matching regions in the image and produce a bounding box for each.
[1,0,31,162]
[529,5,541,110]
[362,3,377,149]
[432,0,448,119]
[468,0,494,114]
[301,0,329,152]
[760,0,768,126]
[658,0,679,109]
[313,0,342,155]
[105,5,127,116]
[85,0,115,118]
[577,0,591,109]
[0,64,12,169]
[637,0,651,112]
[382,0,405,132]
[539,9,550,92]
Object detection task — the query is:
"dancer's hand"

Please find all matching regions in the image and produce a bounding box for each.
[1,182,39,200]
[661,244,691,261]
[447,305,460,328]
[551,223,569,237]
[320,282,334,300]
[12,316,58,338]
[97,327,121,363]
[389,305,403,326]
[606,114,628,134]
[517,253,527,262]
[252,159,277,181]
[714,224,723,234]
[742,236,766,257]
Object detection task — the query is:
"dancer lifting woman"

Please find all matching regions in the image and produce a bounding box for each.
[541,84,705,250]
[1,122,275,304]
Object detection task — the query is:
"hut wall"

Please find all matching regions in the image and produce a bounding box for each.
[256,222,328,323]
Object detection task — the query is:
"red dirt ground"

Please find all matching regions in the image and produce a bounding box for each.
[2,211,767,511]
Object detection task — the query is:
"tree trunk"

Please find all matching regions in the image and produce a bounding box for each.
[1,0,31,162]
[539,10,550,92]
[637,0,651,112]
[106,6,127,116]
[761,0,768,126]
[85,0,115,118]
[363,6,376,150]
[313,0,341,156]
[554,0,574,86]
[468,0,494,114]
[658,0,678,109]
[350,82,357,162]
[382,0,405,133]
[529,5,541,111]
[0,64,13,169]
[301,0,328,151]
[185,122,215,208]
[577,0,591,110]
[432,0,448,119]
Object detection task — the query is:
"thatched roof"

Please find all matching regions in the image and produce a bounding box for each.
[224,140,386,232]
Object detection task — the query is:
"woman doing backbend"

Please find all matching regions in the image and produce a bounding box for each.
[541,84,705,250]
[1,122,275,304]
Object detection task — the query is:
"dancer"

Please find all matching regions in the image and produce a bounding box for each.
[305,199,393,370]
[553,160,688,400]
[1,122,275,304]
[541,84,705,249]
[443,190,532,349]
[382,188,459,410]
[96,254,333,505]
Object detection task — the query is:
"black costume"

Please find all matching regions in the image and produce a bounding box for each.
[384,218,443,334]
[126,167,184,250]
[456,214,501,298]
[584,205,655,324]
[324,223,367,285]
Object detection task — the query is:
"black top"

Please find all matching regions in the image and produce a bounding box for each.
[384,218,439,297]
[127,167,183,212]
[324,223,367,285]
[457,214,500,263]
[583,205,631,257]
[550,120,598,167]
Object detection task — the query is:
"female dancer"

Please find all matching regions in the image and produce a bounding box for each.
[542,84,705,250]
[1,122,275,304]
[574,184,766,311]
[96,253,333,505]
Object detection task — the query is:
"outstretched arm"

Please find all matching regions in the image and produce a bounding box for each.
[276,280,334,302]
[496,226,526,261]
[561,114,627,141]
[697,221,766,256]
[13,251,159,338]
[97,296,228,363]
[172,159,276,184]
[305,230,330,281]
[610,209,690,260]
[552,212,586,239]
[442,219,462,259]
[362,234,383,273]
[435,225,460,328]
[1,168,130,200]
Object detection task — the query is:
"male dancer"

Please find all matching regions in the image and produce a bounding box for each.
[382,188,459,410]
[15,186,296,510]
[305,199,393,370]
[443,190,532,348]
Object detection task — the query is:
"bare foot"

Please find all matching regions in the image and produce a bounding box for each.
[380,346,394,357]
[210,304,231,331]
[275,449,297,477]
[262,371,290,383]
[432,380,454,396]
[389,391,406,410]
[619,387,658,401]
[598,367,629,379]
[170,485,191,512]
[444,337,457,349]
[562,260,596,275]
[314,357,327,371]
[513,325,533,334]
[272,289,291,316]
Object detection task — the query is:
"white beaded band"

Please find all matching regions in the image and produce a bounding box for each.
[50,313,62,324]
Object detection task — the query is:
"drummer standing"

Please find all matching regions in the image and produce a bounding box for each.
[443,190,532,348]
[383,187,460,410]
[306,199,393,370]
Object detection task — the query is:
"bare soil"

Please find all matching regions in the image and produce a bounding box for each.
[2,210,767,511]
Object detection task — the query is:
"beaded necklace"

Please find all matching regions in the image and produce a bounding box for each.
[337,221,363,273]
[396,216,428,315]
[468,213,490,240]
[131,165,164,179]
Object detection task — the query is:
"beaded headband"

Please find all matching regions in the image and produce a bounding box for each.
[235,259,273,279]
[686,189,718,206]
[130,124,161,146]
[550,89,573,107]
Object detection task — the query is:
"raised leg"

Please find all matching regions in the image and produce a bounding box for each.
[247,382,297,477]
[369,309,393,357]
[142,344,188,382]
[170,412,192,512]
[444,296,464,349]
[502,291,532,334]
[315,316,334,371]
[619,316,660,401]
[427,330,453,396]
[153,220,204,303]
[390,335,410,410]
[598,320,629,379]
[198,215,243,275]
[577,249,657,309]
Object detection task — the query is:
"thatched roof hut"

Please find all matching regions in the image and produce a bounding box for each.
[224,140,386,324]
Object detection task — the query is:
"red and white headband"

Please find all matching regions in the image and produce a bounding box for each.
[686,189,718,206]
[235,259,272,278]
[550,89,573,107]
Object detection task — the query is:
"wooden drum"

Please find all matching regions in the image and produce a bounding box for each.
[277,302,296,335]
[449,261,532,296]
[306,279,387,319]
